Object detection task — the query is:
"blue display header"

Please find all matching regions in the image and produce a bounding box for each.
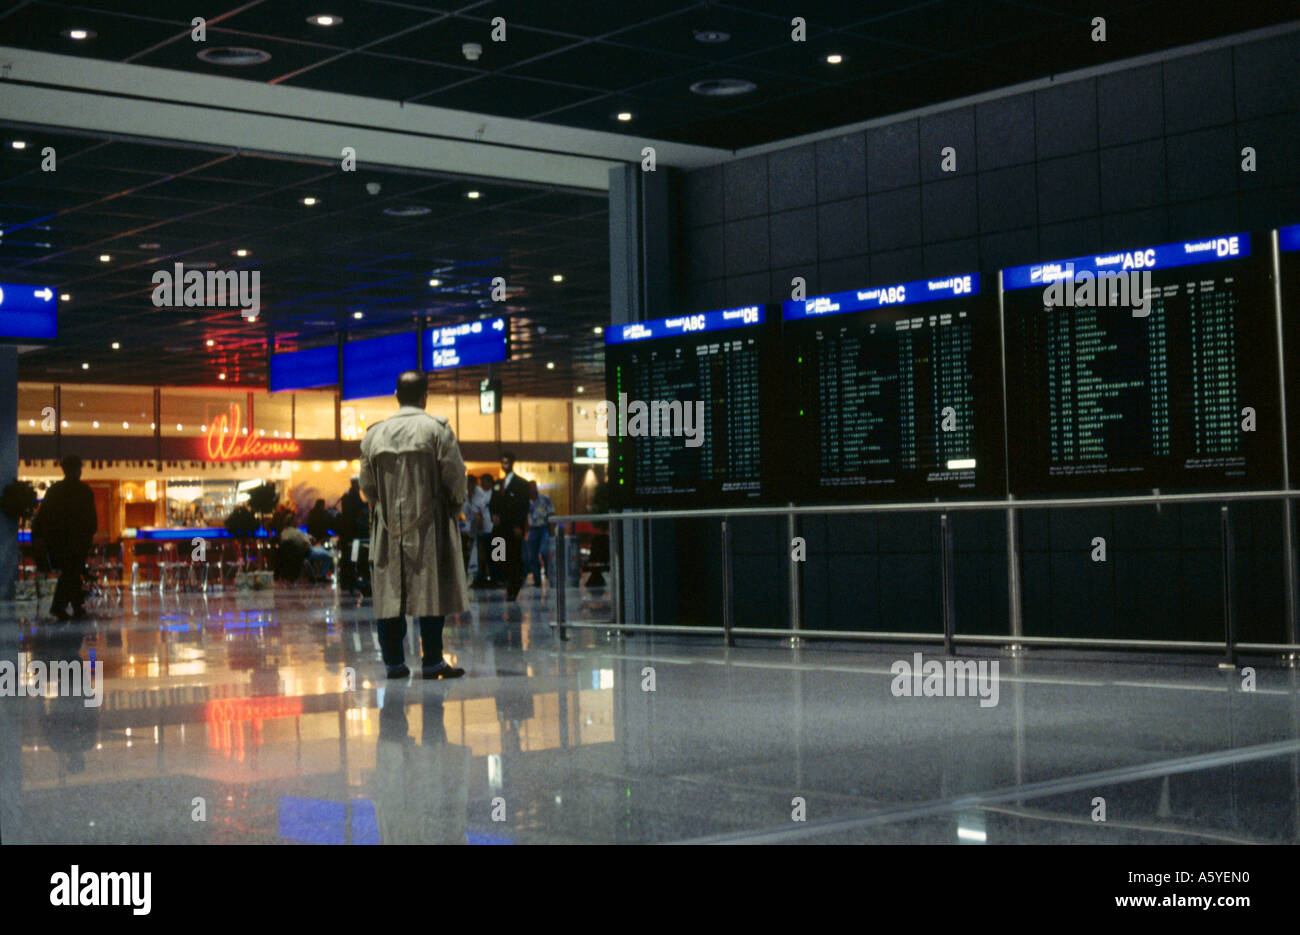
[605,305,763,344]
[782,274,980,321]
[1003,233,1251,290]
[269,344,338,392]
[1279,224,1300,253]
[423,316,509,370]
[0,282,57,340]
[342,332,418,401]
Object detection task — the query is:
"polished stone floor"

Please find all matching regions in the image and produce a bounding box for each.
[2,579,1299,844]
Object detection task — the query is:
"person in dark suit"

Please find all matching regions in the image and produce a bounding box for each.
[31,455,98,621]
[489,451,530,601]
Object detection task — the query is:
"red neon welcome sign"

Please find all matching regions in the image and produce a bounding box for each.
[205,404,302,461]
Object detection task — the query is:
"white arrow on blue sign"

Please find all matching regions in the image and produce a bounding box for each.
[0,281,58,340]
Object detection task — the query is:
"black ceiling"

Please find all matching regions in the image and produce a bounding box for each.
[1,0,1294,150]
[0,129,609,395]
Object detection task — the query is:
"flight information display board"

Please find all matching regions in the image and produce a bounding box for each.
[1002,233,1282,494]
[604,305,776,506]
[1278,223,1300,487]
[782,274,1005,500]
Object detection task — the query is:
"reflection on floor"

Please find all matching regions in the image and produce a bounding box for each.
[2,581,1299,844]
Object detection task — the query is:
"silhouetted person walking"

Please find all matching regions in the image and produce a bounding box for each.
[490,451,529,601]
[31,455,97,621]
[360,371,469,679]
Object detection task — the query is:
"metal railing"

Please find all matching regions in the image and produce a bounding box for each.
[549,488,1300,665]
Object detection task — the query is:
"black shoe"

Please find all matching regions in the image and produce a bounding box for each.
[386,664,411,679]
[422,661,465,679]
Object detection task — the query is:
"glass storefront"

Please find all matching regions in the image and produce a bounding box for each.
[15,382,602,540]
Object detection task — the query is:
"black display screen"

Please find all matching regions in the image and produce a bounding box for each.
[782,274,1005,500]
[1002,233,1282,495]
[603,306,778,506]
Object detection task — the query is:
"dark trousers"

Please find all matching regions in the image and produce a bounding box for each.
[51,548,88,613]
[504,528,523,600]
[377,615,446,668]
[475,533,498,584]
[338,537,356,590]
[460,531,473,572]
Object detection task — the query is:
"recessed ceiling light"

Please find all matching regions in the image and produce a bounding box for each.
[576,386,584,393]
[98,254,111,262]
[206,339,215,347]
[301,196,318,206]
[197,47,272,66]
[111,342,120,349]
[593,326,603,335]
[615,112,634,122]
[60,293,70,301]
[428,278,442,287]
[218,372,227,380]
[552,274,564,282]
[122,422,130,429]
[92,420,99,428]
[465,190,481,200]
[63,28,95,40]
[694,29,730,43]
[690,78,757,97]
[382,205,432,217]
[233,248,249,257]
[546,362,555,370]
[11,141,27,150]
[826,53,845,65]
[307,14,341,26]
[352,311,364,319]
[81,363,89,370]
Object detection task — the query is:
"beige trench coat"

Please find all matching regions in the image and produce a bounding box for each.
[359,405,469,618]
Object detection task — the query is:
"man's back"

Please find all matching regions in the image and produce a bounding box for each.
[360,407,466,536]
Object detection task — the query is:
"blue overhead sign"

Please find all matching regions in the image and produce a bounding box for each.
[341,332,418,401]
[1279,224,1300,253]
[269,344,338,392]
[422,316,509,370]
[1003,233,1251,290]
[782,274,979,320]
[0,282,57,339]
[604,305,763,344]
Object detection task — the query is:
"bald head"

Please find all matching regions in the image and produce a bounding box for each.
[395,370,428,408]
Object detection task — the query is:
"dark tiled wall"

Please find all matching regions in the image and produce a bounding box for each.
[677,33,1300,314]
[655,31,1299,644]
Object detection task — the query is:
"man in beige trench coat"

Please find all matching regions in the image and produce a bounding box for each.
[360,370,470,679]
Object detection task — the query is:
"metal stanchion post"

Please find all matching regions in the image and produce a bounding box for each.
[941,513,955,656]
[787,507,803,648]
[554,524,568,642]
[1221,505,1237,669]
[721,518,734,648]
[1005,497,1024,655]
